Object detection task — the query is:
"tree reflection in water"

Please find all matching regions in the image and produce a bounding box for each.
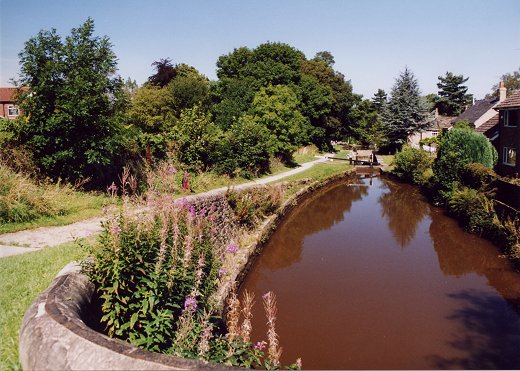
[378,178,430,248]
[258,180,368,271]
[427,290,520,370]
[429,206,520,305]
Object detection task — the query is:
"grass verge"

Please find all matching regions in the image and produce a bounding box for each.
[0,240,89,370]
[273,160,353,184]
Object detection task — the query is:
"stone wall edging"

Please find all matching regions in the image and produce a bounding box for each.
[19,170,355,370]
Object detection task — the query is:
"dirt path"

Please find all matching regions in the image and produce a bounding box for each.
[0,156,332,258]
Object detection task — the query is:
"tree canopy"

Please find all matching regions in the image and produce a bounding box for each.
[16,18,128,186]
[435,72,472,116]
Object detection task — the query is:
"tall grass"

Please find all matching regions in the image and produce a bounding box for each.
[0,166,67,224]
[0,166,109,234]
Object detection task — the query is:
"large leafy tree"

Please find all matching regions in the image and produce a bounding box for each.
[383,68,429,149]
[435,72,472,116]
[247,84,311,160]
[16,18,128,186]
[300,54,360,145]
[213,42,306,129]
[350,99,386,149]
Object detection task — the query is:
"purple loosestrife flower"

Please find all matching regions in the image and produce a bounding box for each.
[188,205,196,219]
[226,243,239,253]
[218,268,227,277]
[183,297,197,313]
[110,225,122,235]
[254,341,267,351]
[166,165,177,175]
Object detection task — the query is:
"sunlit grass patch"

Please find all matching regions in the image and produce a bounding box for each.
[0,240,89,370]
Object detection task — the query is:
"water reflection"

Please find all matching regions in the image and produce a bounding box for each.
[427,290,520,369]
[257,181,368,270]
[378,179,430,248]
[429,206,520,304]
[239,176,520,369]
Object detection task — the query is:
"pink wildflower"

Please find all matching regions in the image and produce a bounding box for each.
[218,268,227,277]
[183,297,197,313]
[182,172,190,192]
[254,341,267,351]
[188,205,196,219]
[226,243,239,253]
[110,225,122,235]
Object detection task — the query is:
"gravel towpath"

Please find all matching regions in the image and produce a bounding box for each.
[0,156,332,258]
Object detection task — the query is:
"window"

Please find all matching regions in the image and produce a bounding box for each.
[504,109,519,127]
[431,130,439,137]
[503,147,517,166]
[7,105,19,117]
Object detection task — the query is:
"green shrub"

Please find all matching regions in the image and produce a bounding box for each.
[171,106,222,172]
[433,125,497,200]
[85,197,221,352]
[392,145,433,185]
[460,163,497,192]
[448,187,495,234]
[213,116,271,178]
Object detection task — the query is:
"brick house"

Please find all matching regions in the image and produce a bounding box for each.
[0,87,24,120]
[494,90,520,177]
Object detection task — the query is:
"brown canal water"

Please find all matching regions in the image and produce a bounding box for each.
[238,176,520,370]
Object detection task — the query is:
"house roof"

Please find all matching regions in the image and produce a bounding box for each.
[475,113,499,136]
[434,115,454,130]
[452,97,499,124]
[423,114,454,132]
[494,90,520,109]
[0,87,28,102]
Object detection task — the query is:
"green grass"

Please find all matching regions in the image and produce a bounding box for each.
[0,192,109,234]
[0,240,89,370]
[377,154,395,166]
[273,160,353,184]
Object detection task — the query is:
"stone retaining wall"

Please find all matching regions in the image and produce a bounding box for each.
[19,170,356,370]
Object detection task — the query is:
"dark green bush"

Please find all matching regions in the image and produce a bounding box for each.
[448,187,495,234]
[433,125,497,200]
[392,145,433,185]
[460,163,497,192]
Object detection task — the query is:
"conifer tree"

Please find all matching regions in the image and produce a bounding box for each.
[383,68,429,149]
[372,89,387,112]
[436,72,472,116]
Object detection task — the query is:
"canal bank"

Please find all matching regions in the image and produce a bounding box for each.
[18,168,359,370]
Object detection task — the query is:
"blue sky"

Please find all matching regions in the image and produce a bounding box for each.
[1,0,519,99]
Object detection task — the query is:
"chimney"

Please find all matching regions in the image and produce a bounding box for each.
[498,81,507,102]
